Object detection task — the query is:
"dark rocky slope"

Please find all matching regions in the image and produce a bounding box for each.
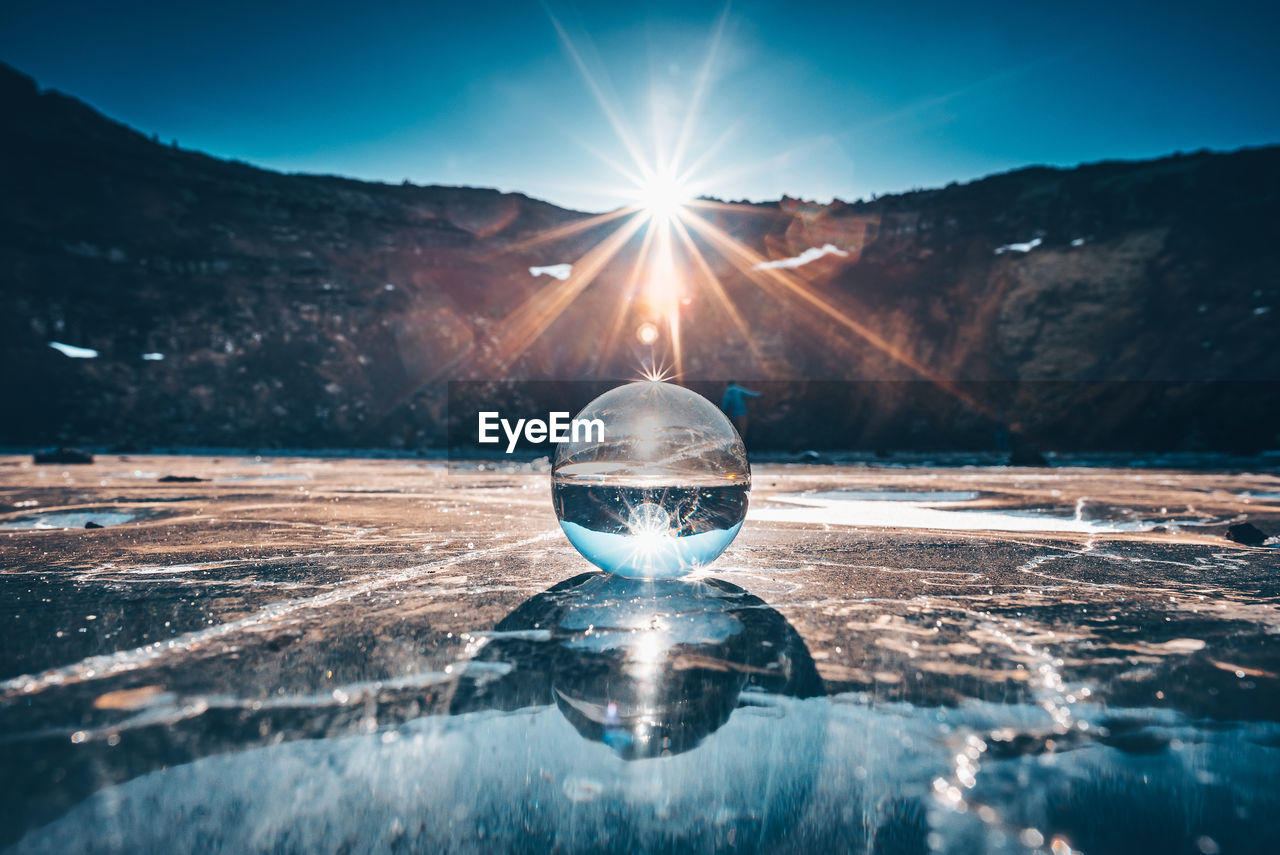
[1,61,1277,451]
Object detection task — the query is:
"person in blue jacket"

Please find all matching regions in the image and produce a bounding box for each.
[720,380,761,439]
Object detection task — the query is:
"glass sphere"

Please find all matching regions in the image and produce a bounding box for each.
[552,381,750,578]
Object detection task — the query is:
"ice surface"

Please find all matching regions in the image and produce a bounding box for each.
[1,456,1278,852]
[0,510,136,530]
[752,491,1210,533]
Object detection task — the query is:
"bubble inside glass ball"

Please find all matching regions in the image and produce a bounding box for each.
[552,381,750,578]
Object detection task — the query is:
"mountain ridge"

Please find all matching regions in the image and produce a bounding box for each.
[2,60,1278,451]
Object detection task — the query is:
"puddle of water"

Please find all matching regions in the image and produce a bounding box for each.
[0,510,137,530]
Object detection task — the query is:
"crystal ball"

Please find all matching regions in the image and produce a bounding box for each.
[551,381,750,578]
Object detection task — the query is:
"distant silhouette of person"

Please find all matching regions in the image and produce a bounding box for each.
[721,380,761,439]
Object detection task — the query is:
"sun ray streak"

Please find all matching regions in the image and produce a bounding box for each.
[565,134,648,189]
[670,4,730,174]
[482,211,649,375]
[681,209,992,416]
[600,224,659,366]
[546,10,653,180]
[636,361,675,383]
[676,117,745,188]
[668,304,683,379]
[691,135,836,194]
[838,43,1092,140]
[669,215,769,371]
[650,219,684,378]
[496,206,639,256]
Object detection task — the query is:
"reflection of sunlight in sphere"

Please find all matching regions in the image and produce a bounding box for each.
[636,322,659,345]
[625,616,669,682]
[552,381,750,578]
[627,502,671,538]
[626,502,675,569]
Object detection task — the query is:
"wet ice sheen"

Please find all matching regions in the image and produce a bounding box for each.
[16,696,1277,855]
[552,381,750,578]
[753,491,1208,534]
[0,510,136,530]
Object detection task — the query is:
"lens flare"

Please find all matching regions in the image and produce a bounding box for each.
[635,170,690,223]
[398,5,996,430]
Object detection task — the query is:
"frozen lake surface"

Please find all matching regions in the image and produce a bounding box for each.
[1,455,1278,853]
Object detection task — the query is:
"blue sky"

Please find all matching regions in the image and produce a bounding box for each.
[2,0,1278,212]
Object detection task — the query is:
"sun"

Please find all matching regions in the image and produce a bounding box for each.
[635,170,690,222]
[469,6,983,409]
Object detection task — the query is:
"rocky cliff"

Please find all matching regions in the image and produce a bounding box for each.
[2,61,1277,451]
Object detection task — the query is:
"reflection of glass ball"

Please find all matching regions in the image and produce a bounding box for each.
[552,381,750,578]
[446,570,827,852]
